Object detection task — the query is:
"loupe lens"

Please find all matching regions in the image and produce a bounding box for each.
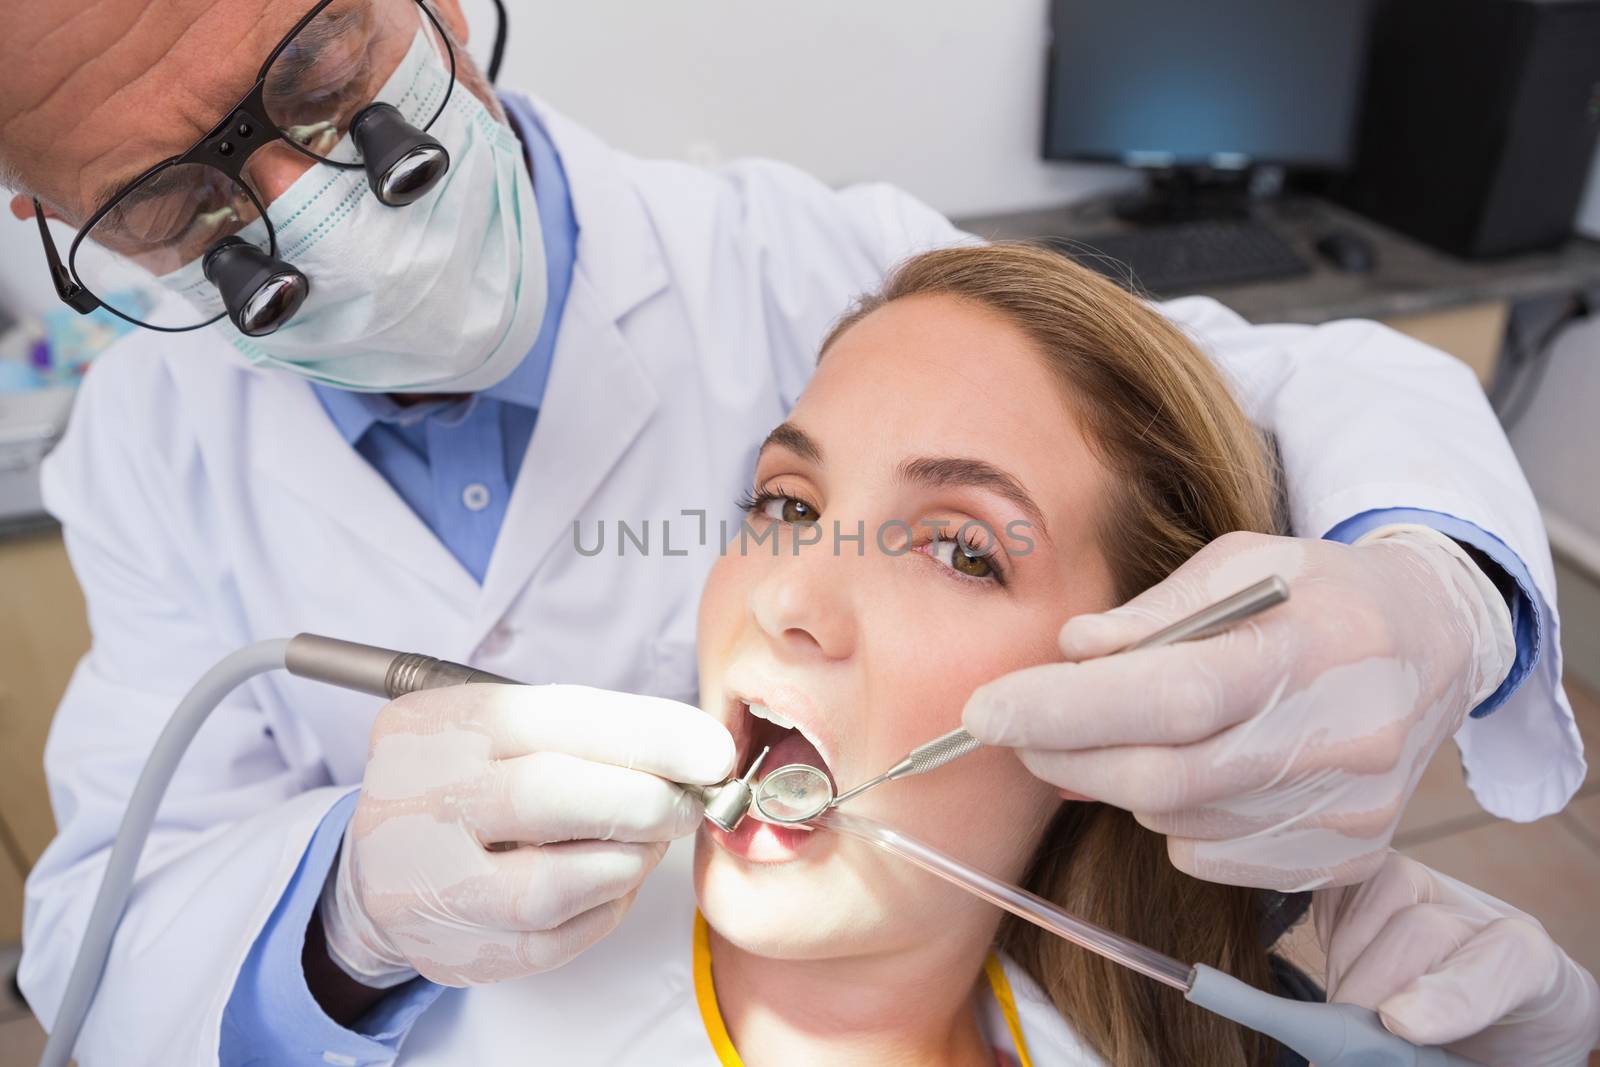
[262,0,452,165]
[753,764,833,824]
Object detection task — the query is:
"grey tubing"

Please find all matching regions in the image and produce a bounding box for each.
[1186,964,1486,1067]
[37,638,291,1067]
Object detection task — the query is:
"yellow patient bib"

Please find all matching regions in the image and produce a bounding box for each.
[692,911,1035,1067]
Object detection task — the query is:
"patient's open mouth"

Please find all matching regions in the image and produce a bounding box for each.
[742,701,836,793]
[709,696,836,863]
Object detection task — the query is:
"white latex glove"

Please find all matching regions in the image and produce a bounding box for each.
[963,526,1515,891]
[1316,851,1600,1066]
[319,683,734,987]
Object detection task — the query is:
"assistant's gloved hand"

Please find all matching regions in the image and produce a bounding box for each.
[1316,851,1600,1066]
[963,526,1515,891]
[319,683,734,987]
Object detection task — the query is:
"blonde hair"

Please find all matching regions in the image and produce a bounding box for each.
[824,243,1284,1067]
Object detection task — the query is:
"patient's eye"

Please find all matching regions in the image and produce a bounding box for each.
[930,538,995,579]
[769,497,815,523]
[738,486,818,524]
[924,533,1001,583]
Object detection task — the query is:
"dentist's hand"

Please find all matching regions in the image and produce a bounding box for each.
[963,526,1515,891]
[319,683,734,987]
[1316,852,1600,1066]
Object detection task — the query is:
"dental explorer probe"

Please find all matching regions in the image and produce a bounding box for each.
[822,575,1290,810]
[37,635,765,1067]
[819,808,1483,1067]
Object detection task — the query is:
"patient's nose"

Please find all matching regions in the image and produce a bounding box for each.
[748,534,857,662]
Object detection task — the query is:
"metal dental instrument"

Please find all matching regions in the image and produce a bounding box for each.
[753,575,1291,826]
[38,634,762,1067]
[688,745,771,832]
[819,807,1483,1067]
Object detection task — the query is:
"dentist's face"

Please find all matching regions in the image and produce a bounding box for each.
[0,0,491,227]
[695,293,1121,959]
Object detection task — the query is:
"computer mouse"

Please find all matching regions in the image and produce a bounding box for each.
[1314,230,1377,273]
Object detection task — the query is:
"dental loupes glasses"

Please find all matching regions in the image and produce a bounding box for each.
[749,575,1292,827]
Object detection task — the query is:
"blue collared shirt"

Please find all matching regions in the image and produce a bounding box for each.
[219,93,572,1066]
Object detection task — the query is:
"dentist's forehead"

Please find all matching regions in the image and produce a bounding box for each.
[0,0,302,219]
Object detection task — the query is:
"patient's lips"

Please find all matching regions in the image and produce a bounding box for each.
[706,803,816,863]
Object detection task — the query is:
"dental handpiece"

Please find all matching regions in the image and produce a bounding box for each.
[283,632,521,693]
[828,575,1291,809]
[820,808,1483,1067]
[282,633,762,831]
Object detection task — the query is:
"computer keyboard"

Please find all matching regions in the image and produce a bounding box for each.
[1046,220,1311,295]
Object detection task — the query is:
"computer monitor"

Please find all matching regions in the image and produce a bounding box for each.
[1043,0,1374,172]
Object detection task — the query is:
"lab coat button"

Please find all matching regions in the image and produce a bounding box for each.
[462,483,491,511]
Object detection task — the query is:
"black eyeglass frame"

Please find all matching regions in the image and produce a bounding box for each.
[31,0,457,333]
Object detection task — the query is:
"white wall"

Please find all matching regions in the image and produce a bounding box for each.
[466,0,1127,217]
[0,0,1123,320]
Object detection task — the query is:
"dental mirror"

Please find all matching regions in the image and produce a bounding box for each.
[752,763,834,824]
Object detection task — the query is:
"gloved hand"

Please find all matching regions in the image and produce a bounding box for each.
[963,525,1516,891]
[1316,851,1600,1066]
[319,683,734,987]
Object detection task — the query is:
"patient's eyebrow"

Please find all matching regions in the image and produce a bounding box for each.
[898,455,1049,540]
[758,422,824,465]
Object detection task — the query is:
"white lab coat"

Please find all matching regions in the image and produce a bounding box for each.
[396,839,1108,1065]
[21,98,1583,1064]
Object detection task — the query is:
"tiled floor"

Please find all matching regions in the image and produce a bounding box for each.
[3,690,1599,1066]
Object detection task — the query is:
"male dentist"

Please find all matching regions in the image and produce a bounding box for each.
[1,0,1584,1063]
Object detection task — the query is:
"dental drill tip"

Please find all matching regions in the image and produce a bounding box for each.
[742,745,772,782]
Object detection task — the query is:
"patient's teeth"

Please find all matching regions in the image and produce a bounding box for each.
[748,703,797,731]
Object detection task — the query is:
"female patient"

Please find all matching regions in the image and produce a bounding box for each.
[690,242,1287,1066]
[397,245,1589,1065]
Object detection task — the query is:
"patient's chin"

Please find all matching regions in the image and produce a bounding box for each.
[692,832,959,961]
[694,839,886,958]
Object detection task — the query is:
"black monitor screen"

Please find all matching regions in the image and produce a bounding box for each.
[1043,0,1374,169]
